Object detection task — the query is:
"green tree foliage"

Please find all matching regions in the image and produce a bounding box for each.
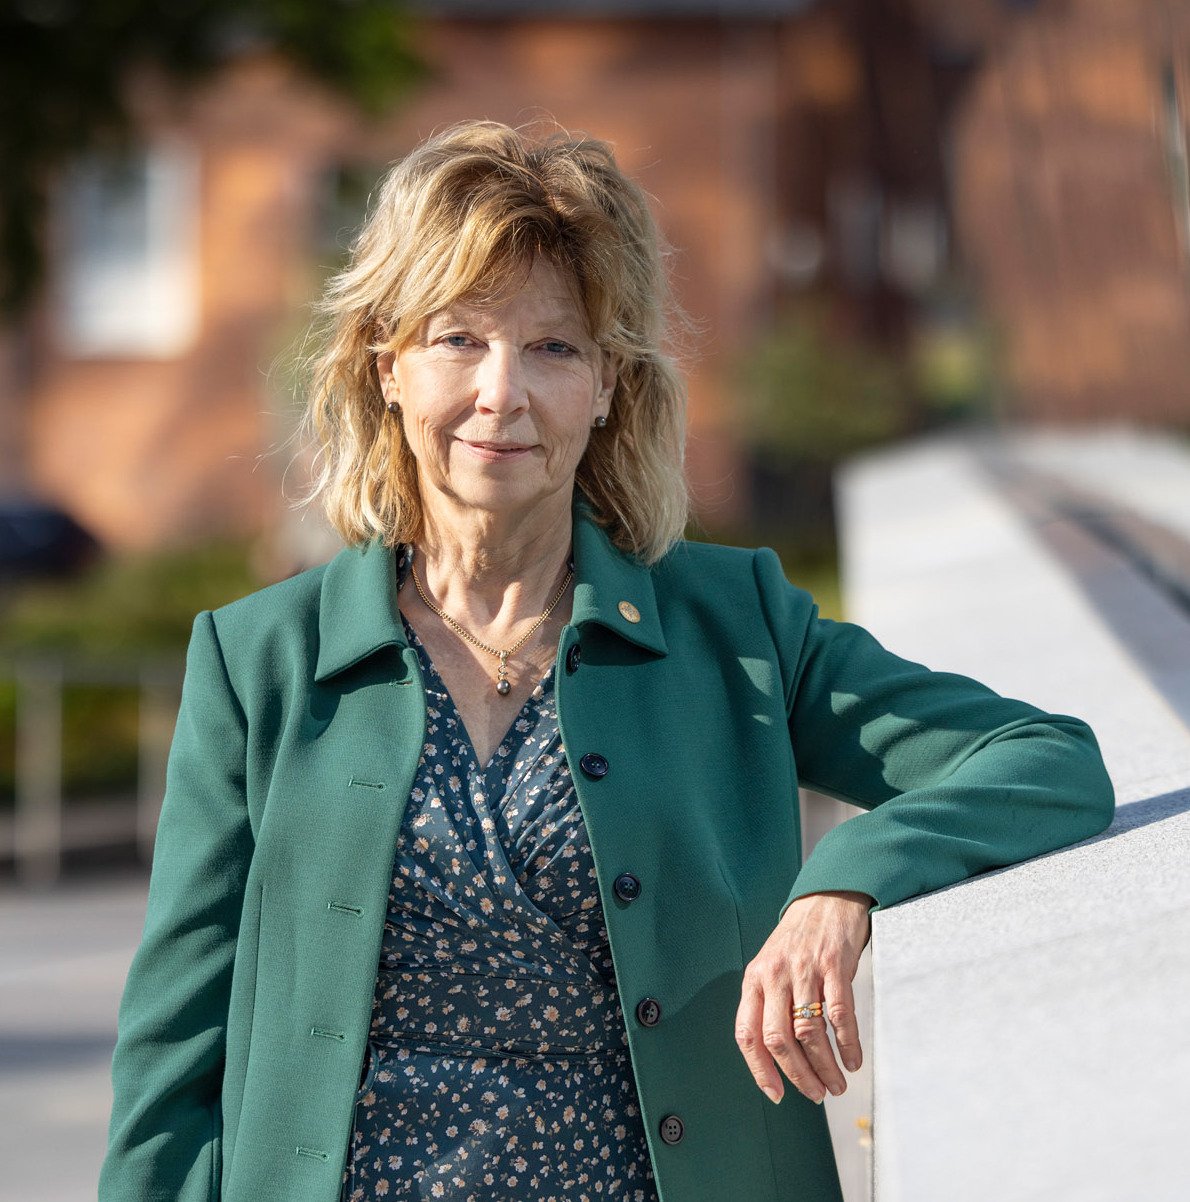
[0,537,262,655]
[735,298,913,465]
[0,0,425,314]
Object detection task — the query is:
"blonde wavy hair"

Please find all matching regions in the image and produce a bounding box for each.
[295,117,694,564]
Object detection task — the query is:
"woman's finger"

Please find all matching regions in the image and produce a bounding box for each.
[760,971,825,1103]
[734,966,784,1101]
[823,967,863,1074]
[789,974,844,1097]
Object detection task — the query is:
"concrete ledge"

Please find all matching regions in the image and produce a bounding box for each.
[828,426,1190,1202]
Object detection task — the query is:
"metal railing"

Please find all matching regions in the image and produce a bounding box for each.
[2,654,182,885]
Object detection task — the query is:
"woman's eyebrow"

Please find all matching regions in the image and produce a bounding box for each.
[425,307,471,326]
[427,307,588,334]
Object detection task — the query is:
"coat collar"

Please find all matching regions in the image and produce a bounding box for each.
[314,488,667,683]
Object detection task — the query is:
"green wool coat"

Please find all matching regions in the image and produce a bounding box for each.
[99,488,1115,1202]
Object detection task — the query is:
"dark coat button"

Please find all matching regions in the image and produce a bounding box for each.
[565,643,582,673]
[613,872,641,902]
[635,997,661,1026]
[579,752,608,779]
[659,1114,684,1145]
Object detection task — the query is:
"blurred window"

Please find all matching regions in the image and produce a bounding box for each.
[881,198,947,295]
[53,138,200,358]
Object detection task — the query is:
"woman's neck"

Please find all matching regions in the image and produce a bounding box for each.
[411,490,575,633]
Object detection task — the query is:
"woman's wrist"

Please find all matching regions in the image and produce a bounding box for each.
[789,890,876,912]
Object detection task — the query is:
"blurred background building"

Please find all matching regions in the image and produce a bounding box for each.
[2,0,1186,572]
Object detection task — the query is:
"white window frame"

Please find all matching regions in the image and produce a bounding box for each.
[52,136,201,358]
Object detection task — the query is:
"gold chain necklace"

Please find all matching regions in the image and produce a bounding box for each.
[409,551,574,696]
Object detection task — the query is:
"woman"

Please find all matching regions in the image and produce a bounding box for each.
[99,119,1115,1202]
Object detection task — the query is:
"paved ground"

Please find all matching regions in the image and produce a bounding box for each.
[0,871,149,1202]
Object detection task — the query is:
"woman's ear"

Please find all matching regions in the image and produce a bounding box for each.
[376,350,396,401]
[598,347,621,406]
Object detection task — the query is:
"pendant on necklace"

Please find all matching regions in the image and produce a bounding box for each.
[496,650,512,696]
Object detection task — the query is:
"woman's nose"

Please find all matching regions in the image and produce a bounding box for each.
[475,344,529,415]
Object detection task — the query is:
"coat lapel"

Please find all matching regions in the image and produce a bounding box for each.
[568,491,668,657]
[313,530,409,683]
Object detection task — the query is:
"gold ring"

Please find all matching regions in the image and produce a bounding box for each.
[792,1001,824,1020]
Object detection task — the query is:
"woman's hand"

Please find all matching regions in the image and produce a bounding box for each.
[733,889,874,1105]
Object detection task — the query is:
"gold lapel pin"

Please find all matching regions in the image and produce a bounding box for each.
[618,600,641,623]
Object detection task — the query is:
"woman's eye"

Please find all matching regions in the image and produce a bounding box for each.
[442,334,475,348]
[542,340,575,355]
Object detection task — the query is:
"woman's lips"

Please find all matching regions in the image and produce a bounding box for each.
[461,440,534,462]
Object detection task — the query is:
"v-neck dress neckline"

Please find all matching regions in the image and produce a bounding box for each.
[393,540,572,778]
[400,608,557,782]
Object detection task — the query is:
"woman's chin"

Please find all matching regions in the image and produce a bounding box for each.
[449,475,556,518]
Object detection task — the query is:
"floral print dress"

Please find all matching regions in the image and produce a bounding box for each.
[340,546,659,1202]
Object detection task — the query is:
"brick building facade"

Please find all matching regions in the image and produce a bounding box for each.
[2,0,1185,559]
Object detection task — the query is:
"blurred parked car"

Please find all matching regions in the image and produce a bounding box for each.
[0,498,100,581]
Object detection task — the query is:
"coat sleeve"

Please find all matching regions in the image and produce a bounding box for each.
[752,548,1115,921]
[99,609,254,1202]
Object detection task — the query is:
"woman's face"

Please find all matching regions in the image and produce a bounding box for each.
[376,256,617,526]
